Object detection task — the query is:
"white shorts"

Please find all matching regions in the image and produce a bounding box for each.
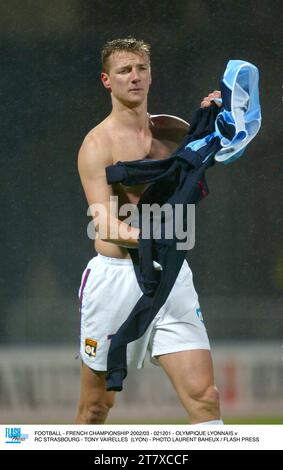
[79,253,210,371]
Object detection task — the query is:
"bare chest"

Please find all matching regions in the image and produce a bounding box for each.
[111,136,177,205]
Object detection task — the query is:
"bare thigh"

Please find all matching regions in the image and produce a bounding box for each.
[157,349,215,402]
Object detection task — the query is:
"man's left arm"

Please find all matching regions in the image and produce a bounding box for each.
[150,91,222,143]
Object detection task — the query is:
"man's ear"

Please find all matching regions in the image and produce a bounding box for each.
[148,67,152,86]
[101,72,111,92]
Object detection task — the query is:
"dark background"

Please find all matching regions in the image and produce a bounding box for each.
[1,0,282,345]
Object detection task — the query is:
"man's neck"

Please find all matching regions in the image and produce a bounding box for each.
[110,102,150,133]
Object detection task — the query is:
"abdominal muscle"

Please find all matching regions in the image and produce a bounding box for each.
[94,239,131,259]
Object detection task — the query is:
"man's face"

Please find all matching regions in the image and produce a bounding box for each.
[101,51,152,107]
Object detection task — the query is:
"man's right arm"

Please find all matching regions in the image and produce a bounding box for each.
[78,134,139,248]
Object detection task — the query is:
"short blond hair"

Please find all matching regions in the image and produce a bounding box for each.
[101,37,151,73]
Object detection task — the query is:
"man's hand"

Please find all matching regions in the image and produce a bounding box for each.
[200,90,222,108]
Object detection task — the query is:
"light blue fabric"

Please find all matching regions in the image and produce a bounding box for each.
[186,60,261,165]
[215,60,261,164]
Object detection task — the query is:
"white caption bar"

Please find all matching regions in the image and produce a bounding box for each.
[1,425,283,450]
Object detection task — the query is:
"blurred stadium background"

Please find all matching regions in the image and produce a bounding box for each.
[1,0,282,424]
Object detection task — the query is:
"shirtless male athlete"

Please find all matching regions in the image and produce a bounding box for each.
[76,38,223,425]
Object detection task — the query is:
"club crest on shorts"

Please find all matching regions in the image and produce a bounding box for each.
[85,338,98,357]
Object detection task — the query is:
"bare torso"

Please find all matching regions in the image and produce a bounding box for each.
[90,114,189,258]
